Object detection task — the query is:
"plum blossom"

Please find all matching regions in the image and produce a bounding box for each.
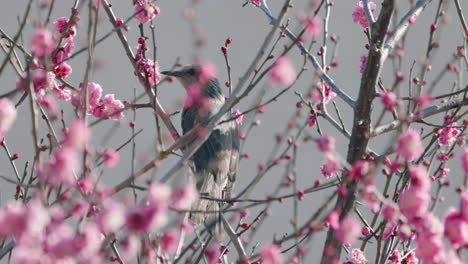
[409,164,431,191]
[71,82,103,113]
[63,119,90,150]
[352,1,376,28]
[53,17,76,38]
[31,28,56,57]
[437,122,460,145]
[38,147,79,187]
[382,202,400,224]
[103,149,120,168]
[160,229,180,255]
[269,57,296,86]
[32,69,56,94]
[0,98,17,138]
[232,109,244,126]
[462,148,468,174]
[415,233,445,263]
[360,54,368,73]
[136,58,161,86]
[199,62,217,82]
[92,94,125,120]
[125,205,167,233]
[53,62,72,79]
[94,200,126,233]
[396,129,424,161]
[380,90,398,111]
[204,243,221,264]
[444,208,468,248]
[170,184,199,211]
[261,243,283,264]
[347,248,368,264]
[321,152,341,178]
[316,136,335,153]
[305,16,321,37]
[335,216,360,245]
[398,186,430,221]
[134,0,160,24]
[311,81,337,104]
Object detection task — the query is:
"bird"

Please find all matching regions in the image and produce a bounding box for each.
[161,65,240,235]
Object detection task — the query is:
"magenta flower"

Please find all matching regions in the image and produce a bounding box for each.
[232,109,244,126]
[199,62,217,83]
[311,81,337,104]
[160,229,180,255]
[396,129,424,161]
[53,17,76,38]
[462,148,468,174]
[71,82,103,113]
[32,69,56,94]
[347,248,369,264]
[204,243,221,264]
[321,152,341,178]
[316,136,335,153]
[39,147,79,187]
[409,164,431,191]
[326,210,340,229]
[136,58,161,86]
[359,54,368,73]
[0,98,17,138]
[63,119,91,150]
[444,208,468,248]
[125,205,166,233]
[103,149,120,168]
[53,62,73,79]
[398,186,430,221]
[305,16,321,37]
[335,215,361,245]
[437,122,460,146]
[134,0,160,24]
[380,90,398,111]
[352,1,376,28]
[92,94,125,120]
[30,28,56,58]
[415,233,445,263]
[269,57,296,86]
[382,202,400,224]
[261,243,283,264]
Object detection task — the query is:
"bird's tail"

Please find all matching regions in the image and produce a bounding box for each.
[190,173,224,240]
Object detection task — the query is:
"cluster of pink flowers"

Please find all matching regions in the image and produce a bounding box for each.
[261,243,283,264]
[347,248,368,264]
[437,122,460,145]
[269,57,296,86]
[352,1,377,28]
[134,0,161,24]
[316,135,341,179]
[396,128,424,161]
[380,90,399,111]
[310,81,337,104]
[305,15,321,37]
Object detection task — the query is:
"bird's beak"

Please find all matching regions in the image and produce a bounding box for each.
[161,70,183,77]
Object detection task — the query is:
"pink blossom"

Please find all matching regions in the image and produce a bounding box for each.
[53,62,72,79]
[0,201,28,240]
[63,119,90,150]
[54,38,75,63]
[414,213,443,237]
[311,81,336,104]
[398,186,430,221]
[382,202,400,224]
[415,233,445,263]
[443,208,468,248]
[352,1,376,28]
[160,229,180,255]
[347,248,368,264]
[76,222,102,257]
[147,183,172,205]
[37,94,59,114]
[38,147,79,187]
[71,82,103,113]
[170,183,199,211]
[0,98,17,138]
[52,83,72,101]
[305,16,321,37]
[32,70,56,94]
[445,250,464,264]
[437,122,460,145]
[232,109,243,126]
[462,148,468,174]
[31,28,56,57]
[326,210,340,229]
[53,17,76,38]
[199,62,217,82]
[359,54,368,73]
[136,58,161,86]
[261,243,283,264]
[409,164,430,191]
[380,90,398,111]
[320,152,341,178]
[120,235,141,261]
[134,0,160,24]
[414,94,434,107]
[125,205,167,233]
[92,94,125,120]
[335,216,360,245]
[348,160,372,180]
[250,0,261,6]
[269,57,296,86]
[396,129,424,161]
[94,200,125,233]
[389,249,401,262]
[103,149,120,168]
[204,243,221,264]
[316,136,335,152]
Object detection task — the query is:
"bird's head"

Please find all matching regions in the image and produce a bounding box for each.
[161,65,201,89]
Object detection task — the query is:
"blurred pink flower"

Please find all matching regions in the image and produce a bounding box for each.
[321,152,341,178]
[462,148,468,174]
[31,28,56,57]
[160,229,180,255]
[92,94,125,120]
[199,62,217,82]
[134,0,160,24]
[398,186,430,221]
[147,183,172,205]
[382,202,400,224]
[381,90,398,111]
[63,119,90,150]
[52,83,72,101]
[305,16,321,37]
[348,248,368,264]
[204,243,221,264]
[316,136,335,153]
[352,1,376,28]
[409,164,430,191]
[335,216,360,245]
[170,183,199,211]
[437,122,460,146]
[53,62,72,79]
[261,243,283,264]
[269,57,296,86]
[326,210,340,229]
[359,54,368,73]
[103,149,120,168]
[311,81,337,104]
[0,98,17,138]
[39,147,79,187]
[37,94,59,114]
[396,129,424,161]
[71,82,103,113]
[232,109,243,126]
[125,205,167,233]
[415,233,445,263]
[32,70,56,94]
[53,17,76,38]
[94,200,126,233]
[348,160,372,180]
[444,208,468,248]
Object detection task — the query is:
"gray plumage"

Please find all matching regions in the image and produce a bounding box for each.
[162,66,240,230]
